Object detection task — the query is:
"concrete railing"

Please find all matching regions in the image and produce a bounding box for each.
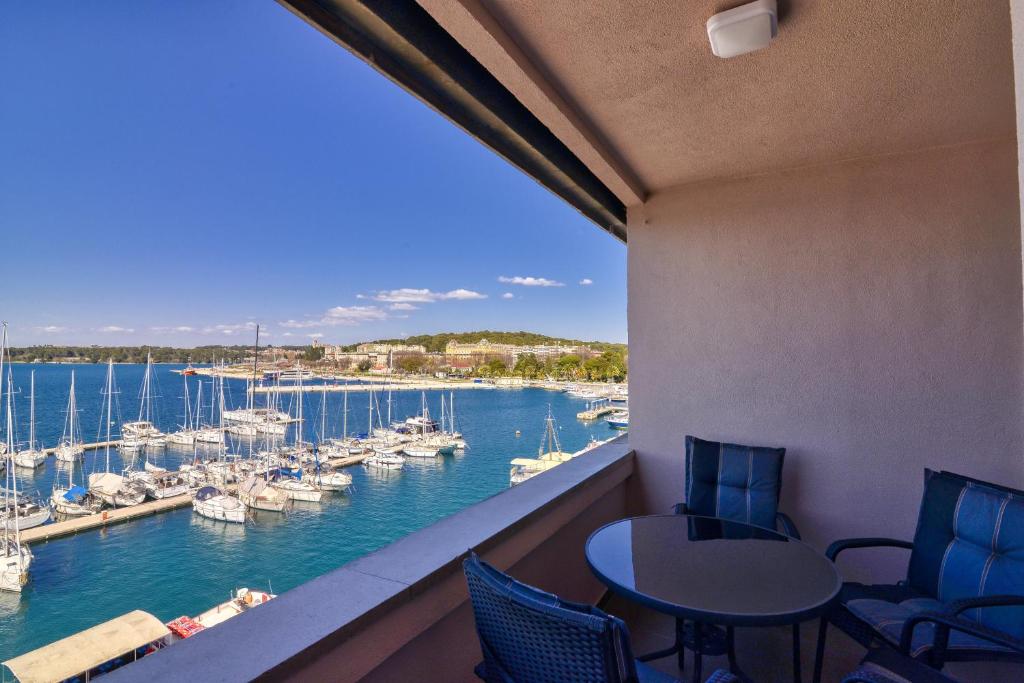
[109,435,635,682]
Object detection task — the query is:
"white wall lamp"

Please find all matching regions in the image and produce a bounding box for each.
[706,0,778,59]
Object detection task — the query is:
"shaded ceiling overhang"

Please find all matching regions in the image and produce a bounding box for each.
[278,0,627,242]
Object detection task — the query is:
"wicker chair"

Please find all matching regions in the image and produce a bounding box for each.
[463,552,737,683]
[841,648,955,683]
[814,470,1024,683]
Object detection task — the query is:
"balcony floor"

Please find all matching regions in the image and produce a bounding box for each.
[606,595,1022,683]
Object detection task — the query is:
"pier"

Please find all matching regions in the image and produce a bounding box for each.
[250,380,494,394]
[576,405,617,421]
[20,491,202,544]
[41,440,121,456]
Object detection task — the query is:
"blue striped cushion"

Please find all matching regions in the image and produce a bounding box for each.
[685,435,784,530]
[906,470,1024,640]
[846,598,1016,658]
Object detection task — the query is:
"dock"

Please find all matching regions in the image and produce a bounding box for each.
[20,491,198,544]
[325,452,370,468]
[576,405,617,421]
[41,440,121,456]
[250,381,492,394]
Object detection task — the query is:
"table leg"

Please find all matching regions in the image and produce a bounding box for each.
[692,623,703,683]
[676,618,686,673]
[726,626,738,673]
[812,618,827,683]
[792,622,802,683]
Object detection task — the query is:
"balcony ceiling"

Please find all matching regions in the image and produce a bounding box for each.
[421,0,1016,203]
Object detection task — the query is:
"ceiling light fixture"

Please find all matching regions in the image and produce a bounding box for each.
[706,0,778,59]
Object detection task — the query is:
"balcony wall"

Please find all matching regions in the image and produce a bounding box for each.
[627,139,1024,577]
[108,438,635,682]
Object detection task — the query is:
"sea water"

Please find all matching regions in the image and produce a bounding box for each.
[0,363,616,662]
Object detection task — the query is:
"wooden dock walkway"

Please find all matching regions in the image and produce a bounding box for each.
[20,492,196,544]
[325,452,370,468]
[40,440,121,456]
[576,405,617,421]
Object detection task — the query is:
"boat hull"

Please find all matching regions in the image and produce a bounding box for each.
[12,450,46,468]
[192,498,246,523]
[0,546,32,593]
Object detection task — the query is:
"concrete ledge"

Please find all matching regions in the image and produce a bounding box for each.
[108,436,634,682]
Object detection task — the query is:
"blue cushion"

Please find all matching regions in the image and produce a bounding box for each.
[905,470,1024,640]
[846,597,1017,659]
[685,435,785,530]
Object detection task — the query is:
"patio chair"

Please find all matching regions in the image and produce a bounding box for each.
[669,435,799,675]
[841,648,955,683]
[814,469,1024,683]
[463,551,737,683]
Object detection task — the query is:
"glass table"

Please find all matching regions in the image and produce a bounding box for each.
[585,514,841,683]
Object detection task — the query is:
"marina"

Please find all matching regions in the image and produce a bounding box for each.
[0,361,623,665]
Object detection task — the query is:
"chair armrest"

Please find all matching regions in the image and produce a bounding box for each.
[673,502,688,515]
[898,610,1024,656]
[946,594,1024,615]
[825,537,914,562]
[776,511,800,539]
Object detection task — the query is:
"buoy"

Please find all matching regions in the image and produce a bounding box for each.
[515,430,521,437]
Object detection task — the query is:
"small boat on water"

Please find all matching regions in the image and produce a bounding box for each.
[1,495,50,531]
[1,325,33,594]
[166,587,275,639]
[402,444,440,458]
[605,410,629,430]
[270,472,322,502]
[364,450,404,471]
[51,484,101,517]
[238,475,288,512]
[143,471,189,500]
[509,409,573,486]
[192,486,246,523]
[55,371,85,463]
[12,371,46,469]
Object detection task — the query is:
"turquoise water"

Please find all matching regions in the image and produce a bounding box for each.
[0,363,614,662]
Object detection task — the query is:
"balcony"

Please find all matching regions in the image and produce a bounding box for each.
[105,1,1024,681]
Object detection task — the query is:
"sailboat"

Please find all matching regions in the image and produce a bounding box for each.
[0,324,32,593]
[192,366,246,521]
[121,352,166,450]
[12,371,46,468]
[55,371,84,462]
[271,365,322,502]
[1,366,49,529]
[311,387,352,492]
[193,379,224,445]
[362,385,404,471]
[89,360,147,508]
[509,408,573,486]
[167,374,197,445]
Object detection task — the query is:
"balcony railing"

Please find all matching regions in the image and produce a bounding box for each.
[108,435,634,682]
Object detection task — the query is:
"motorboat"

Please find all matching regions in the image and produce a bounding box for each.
[237,476,287,512]
[192,486,245,523]
[364,450,404,471]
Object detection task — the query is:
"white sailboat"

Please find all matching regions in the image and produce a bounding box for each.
[193,379,224,445]
[12,371,46,468]
[192,486,246,523]
[55,371,84,462]
[89,360,146,508]
[167,374,197,445]
[270,366,321,502]
[1,324,32,593]
[362,386,404,471]
[311,387,352,491]
[121,353,166,450]
[509,408,573,486]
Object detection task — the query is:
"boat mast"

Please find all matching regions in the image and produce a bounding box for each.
[28,370,35,452]
[105,359,113,473]
[2,324,21,551]
[295,363,304,449]
[342,383,348,439]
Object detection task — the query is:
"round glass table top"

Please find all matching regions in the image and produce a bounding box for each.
[585,515,841,626]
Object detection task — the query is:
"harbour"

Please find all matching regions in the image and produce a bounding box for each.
[0,362,624,664]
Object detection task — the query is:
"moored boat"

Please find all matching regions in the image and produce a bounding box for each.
[192,486,245,523]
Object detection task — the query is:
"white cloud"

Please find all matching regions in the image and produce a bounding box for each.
[498,276,565,287]
[34,325,66,333]
[280,305,389,329]
[371,288,487,303]
[501,292,515,300]
[579,278,594,286]
[150,325,195,333]
[97,325,134,333]
[307,333,324,339]
[282,332,295,337]
[389,303,419,311]
[201,322,257,336]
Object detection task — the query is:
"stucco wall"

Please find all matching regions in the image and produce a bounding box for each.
[627,140,1024,569]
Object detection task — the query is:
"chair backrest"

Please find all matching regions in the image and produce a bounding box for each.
[907,469,1024,640]
[463,552,638,683]
[685,435,785,530]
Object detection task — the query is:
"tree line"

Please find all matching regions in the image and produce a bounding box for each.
[341,330,627,355]
[6,345,301,364]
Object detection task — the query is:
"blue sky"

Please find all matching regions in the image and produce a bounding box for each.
[0,1,625,348]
